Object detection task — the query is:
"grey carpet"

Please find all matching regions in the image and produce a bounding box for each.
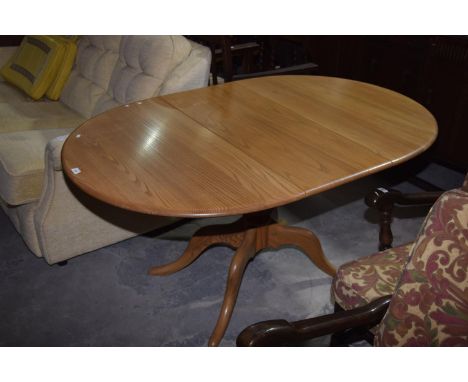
[0,162,464,346]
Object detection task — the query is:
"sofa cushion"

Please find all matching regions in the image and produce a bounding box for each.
[45,37,78,101]
[0,127,74,205]
[60,36,121,118]
[0,36,67,100]
[332,243,413,310]
[0,100,85,134]
[93,36,192,115]
[0,81,33,103]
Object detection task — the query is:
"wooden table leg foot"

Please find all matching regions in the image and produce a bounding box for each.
[267,224,337,277]
[208,228,257,346]
[149,218,246,276]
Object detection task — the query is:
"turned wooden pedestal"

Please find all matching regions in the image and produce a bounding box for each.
[148,209,336,346]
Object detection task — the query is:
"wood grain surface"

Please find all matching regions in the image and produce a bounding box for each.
[62,76,437,217]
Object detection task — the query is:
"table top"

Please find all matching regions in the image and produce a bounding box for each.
[62,76,437,218]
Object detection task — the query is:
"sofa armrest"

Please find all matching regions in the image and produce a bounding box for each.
[365,187,443,251]
[159,41,211,95]
[45,134,70,171]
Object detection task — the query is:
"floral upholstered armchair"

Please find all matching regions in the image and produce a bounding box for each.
[237,174,468,346]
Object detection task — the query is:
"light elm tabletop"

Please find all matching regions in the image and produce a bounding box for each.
[62,75,437,346]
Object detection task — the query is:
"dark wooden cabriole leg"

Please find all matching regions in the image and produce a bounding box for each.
[378,209,393,251]
[365,188,398,251]
[365,187,443,252]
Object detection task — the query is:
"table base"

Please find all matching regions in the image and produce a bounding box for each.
[148,209,336,346]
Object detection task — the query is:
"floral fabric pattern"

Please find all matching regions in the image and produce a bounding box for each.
[375,188,468,346]
[332,243,413,311]
[463,173,468,192]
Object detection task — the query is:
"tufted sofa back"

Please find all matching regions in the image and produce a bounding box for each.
[93,35,192,115]
[60,35,207,118]
[60,36,121,118]
[374,173,468,346]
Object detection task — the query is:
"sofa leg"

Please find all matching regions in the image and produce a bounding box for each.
[57,260,68,267]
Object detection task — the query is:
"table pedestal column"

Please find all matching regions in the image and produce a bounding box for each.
[148,209,336,346]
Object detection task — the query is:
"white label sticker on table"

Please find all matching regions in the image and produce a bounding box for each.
[71,168,81,175]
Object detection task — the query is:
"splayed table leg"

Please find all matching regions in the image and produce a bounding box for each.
[148,209,336,346]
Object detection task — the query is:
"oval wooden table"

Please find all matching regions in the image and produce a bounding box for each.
[62,76,437,346]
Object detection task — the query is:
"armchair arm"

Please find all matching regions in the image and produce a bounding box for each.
[365,187,443,250]
[236,295,391,347]
[45,133,71,171]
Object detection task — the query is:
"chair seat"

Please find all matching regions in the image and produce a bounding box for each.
[332,243,414,311]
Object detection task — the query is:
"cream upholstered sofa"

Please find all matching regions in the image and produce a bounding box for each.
[0,36,211,264]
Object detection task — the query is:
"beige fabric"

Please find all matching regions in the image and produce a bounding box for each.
[93,36,192,115]
[0,197,42,256]
[0,128,74,205]
[160,41,211,95]
[0,82,33,103]
[60,36,121,118]
[0,101,84,133]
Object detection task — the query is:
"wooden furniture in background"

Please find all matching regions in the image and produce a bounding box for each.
[365,188,443,250]
[62,76,437,346]
[187,36,261,84]
[187,36,318,84]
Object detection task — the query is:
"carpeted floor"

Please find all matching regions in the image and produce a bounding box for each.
[0,162,464,346]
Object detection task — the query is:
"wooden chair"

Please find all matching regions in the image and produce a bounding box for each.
[237,174,468,346]
[187,36,318,84]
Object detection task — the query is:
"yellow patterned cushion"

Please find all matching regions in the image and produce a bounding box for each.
[45,37,78,100]
[0,36,67,100]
